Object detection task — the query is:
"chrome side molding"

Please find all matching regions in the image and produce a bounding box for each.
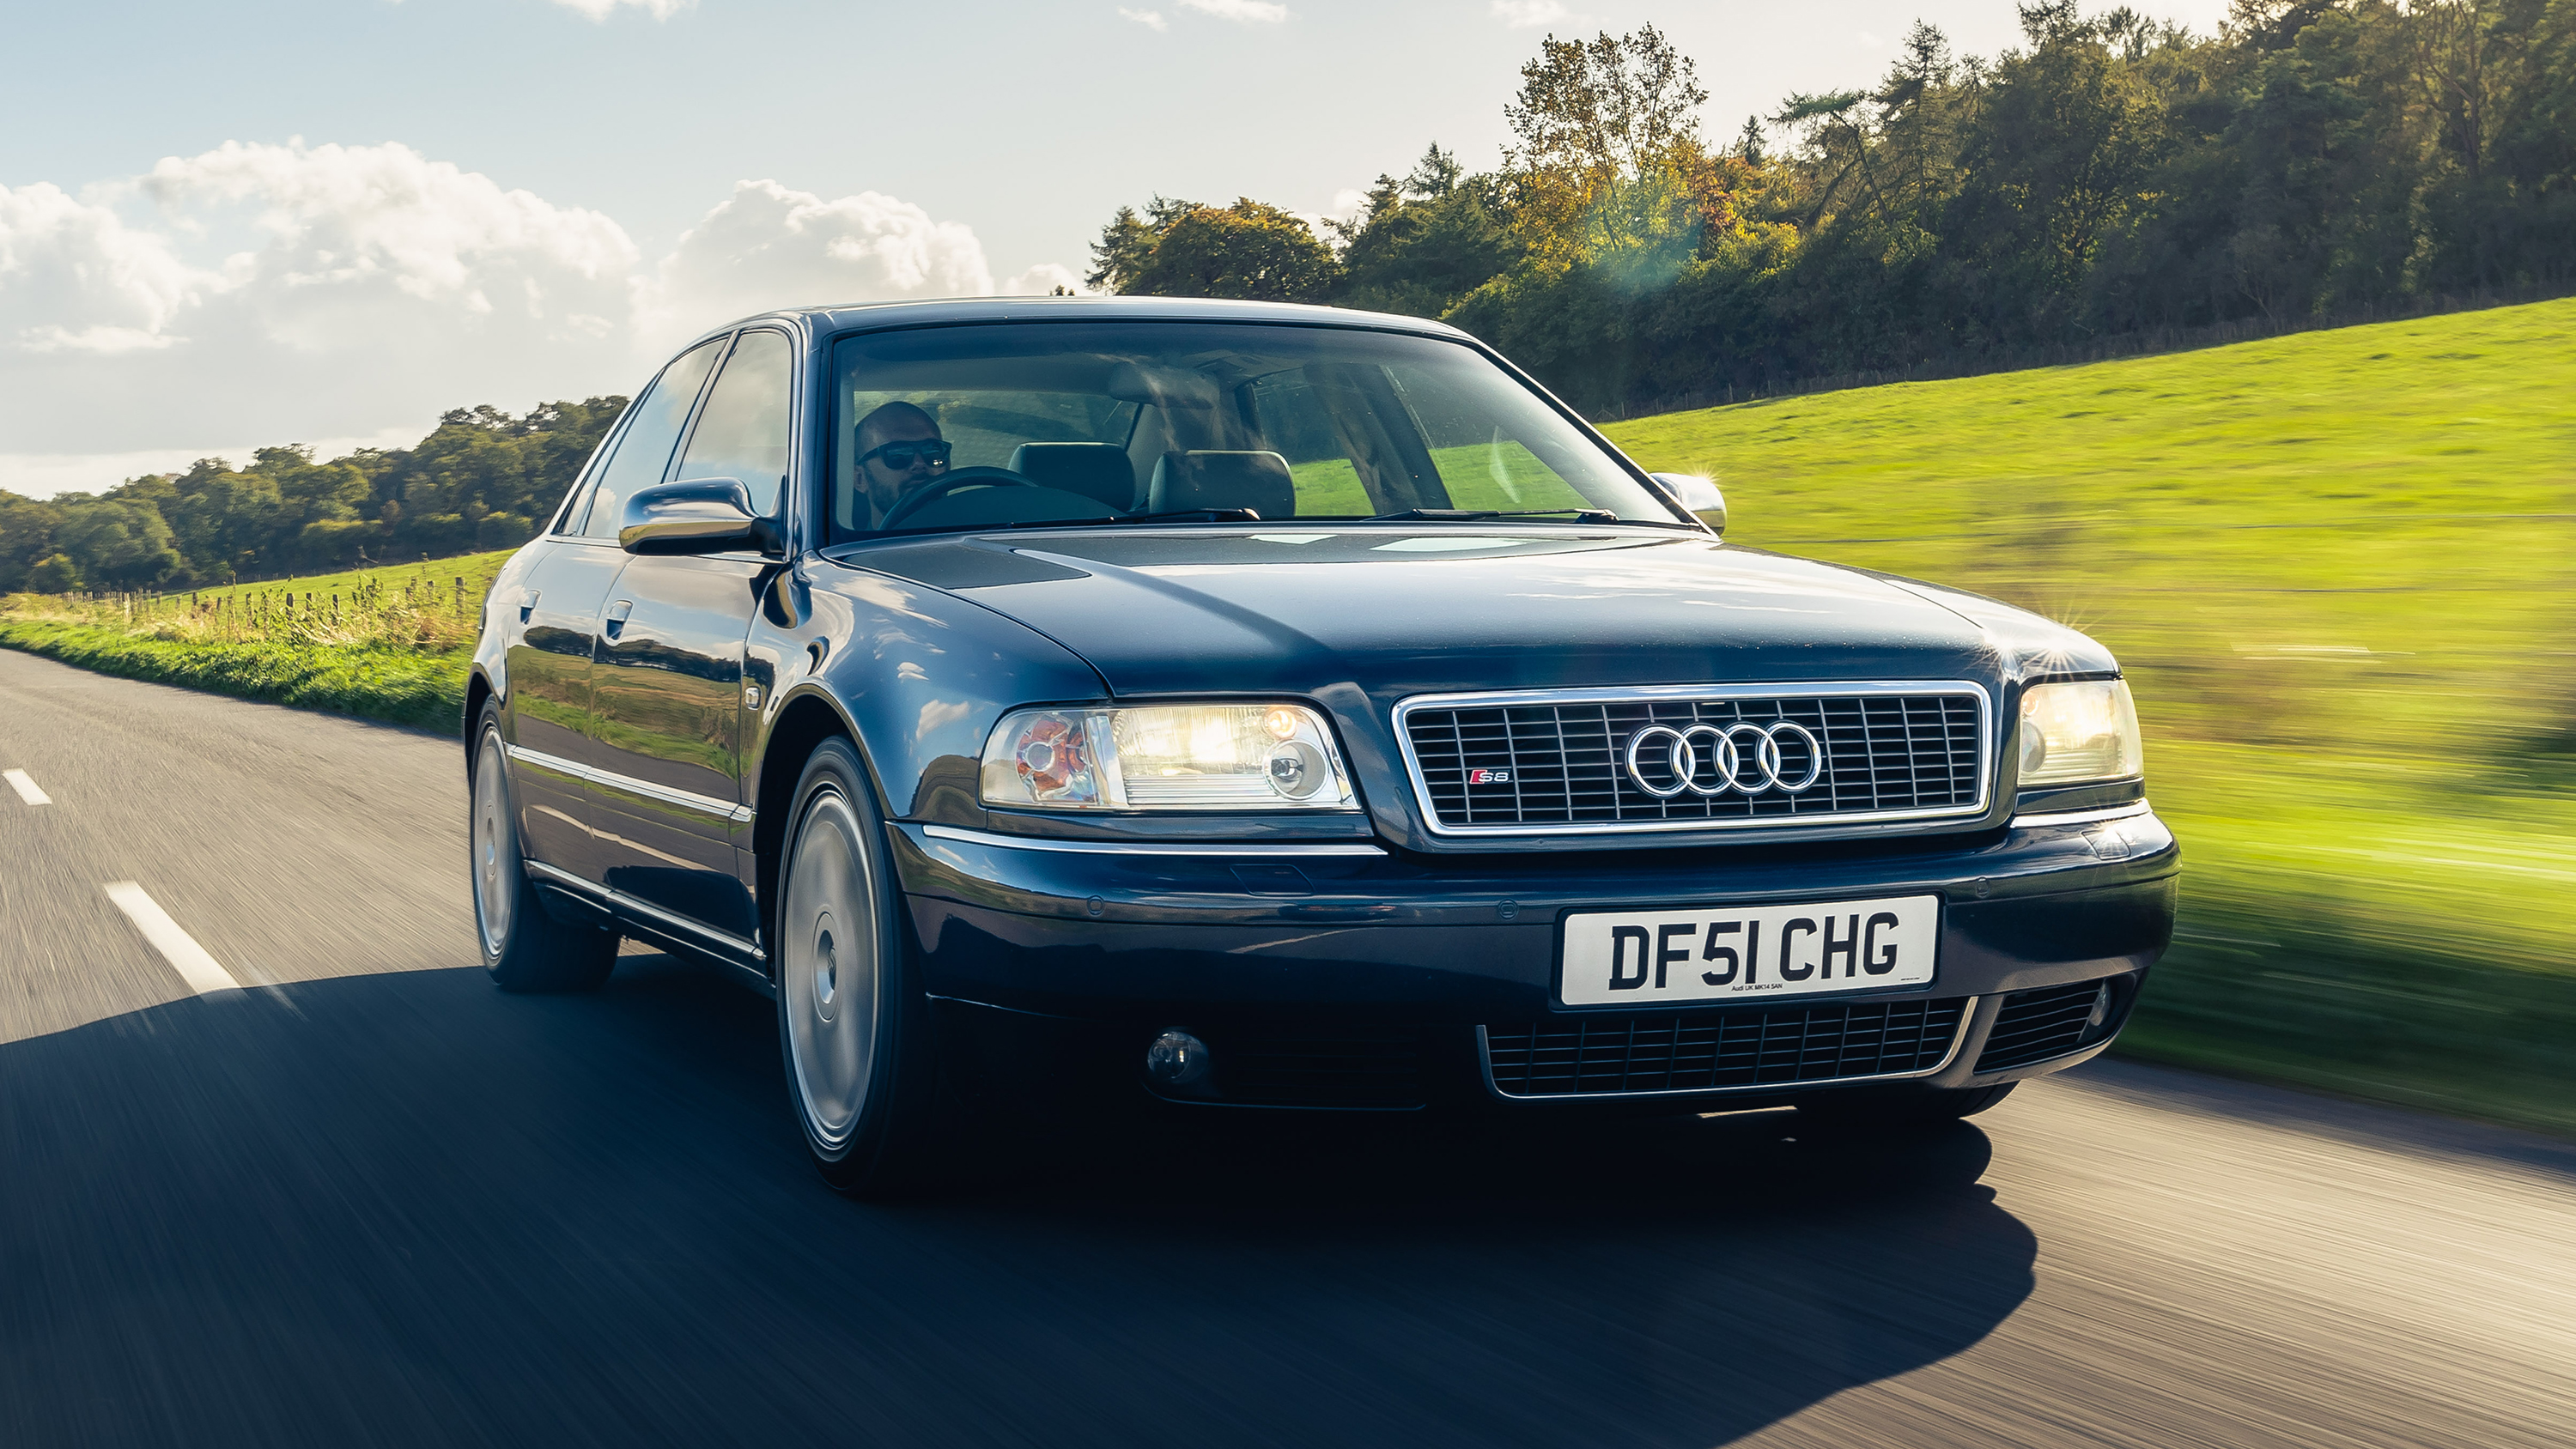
[507,743,755,824]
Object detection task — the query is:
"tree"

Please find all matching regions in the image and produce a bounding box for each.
[52,498,182,589]
[1123,199,1341,301]
[1332,144,1524,318]
[1501,23,1730,267]
[1945,20,2174,342]
[1087,196,1200,293]
[0,397,623,591]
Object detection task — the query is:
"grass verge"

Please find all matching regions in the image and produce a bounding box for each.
[0,617,468,734]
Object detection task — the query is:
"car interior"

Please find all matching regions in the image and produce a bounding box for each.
[823,323,1661,540]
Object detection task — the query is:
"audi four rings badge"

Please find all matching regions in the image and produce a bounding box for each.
[1623,721,1826,797]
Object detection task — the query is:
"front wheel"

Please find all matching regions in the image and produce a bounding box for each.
[774,737,952,1196]
[471,702,618,991]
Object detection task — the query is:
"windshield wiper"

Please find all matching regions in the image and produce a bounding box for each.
[1364,507,1624,524]
[1002,508,1262,529]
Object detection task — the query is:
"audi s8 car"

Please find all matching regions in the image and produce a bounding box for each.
[465,296,2177,1195]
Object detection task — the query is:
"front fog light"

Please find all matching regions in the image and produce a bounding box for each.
[1145,1029,1212,1088]
[981,702,1357,811]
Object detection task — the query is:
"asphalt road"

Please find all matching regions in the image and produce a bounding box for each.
[3,647,2572,1449]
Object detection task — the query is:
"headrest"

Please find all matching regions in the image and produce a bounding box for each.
[1146,450,1297,520]
[1007,443,1136,511]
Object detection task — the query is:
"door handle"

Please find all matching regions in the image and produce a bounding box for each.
[603,599,634,639]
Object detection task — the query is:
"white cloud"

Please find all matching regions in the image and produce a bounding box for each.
[1117,7,1168,28]
[0,146,1078,497]
[636,179,997,351]
[1180,0,1287,22]
[0,181,205,355]
[1000,262,1086,295]
[1491,0,1567,27]
[549,0,692,20]
[138,139,640,357]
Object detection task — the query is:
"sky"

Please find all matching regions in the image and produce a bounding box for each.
[0,0,2227,499]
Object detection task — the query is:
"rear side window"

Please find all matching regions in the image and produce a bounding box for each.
[678,330,795,516]
[574,336,727,538]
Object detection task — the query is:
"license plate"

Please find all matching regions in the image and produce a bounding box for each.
[1558,894,1940,1007]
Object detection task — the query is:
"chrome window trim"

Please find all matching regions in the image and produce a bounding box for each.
[506,744,754,824]
[1394,681,1994,838]
[2011,798,2152,827]
[918,823,1385,858]
[1478,995,1978,1101]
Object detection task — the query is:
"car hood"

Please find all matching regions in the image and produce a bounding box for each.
[835,528,2093,701]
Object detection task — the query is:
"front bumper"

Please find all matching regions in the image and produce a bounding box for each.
[890,807,2177,1112]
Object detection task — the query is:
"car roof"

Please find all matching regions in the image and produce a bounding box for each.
[684,295,1477,354]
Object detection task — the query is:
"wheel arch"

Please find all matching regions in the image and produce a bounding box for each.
[752,686,880,972]
[464,667,497,766]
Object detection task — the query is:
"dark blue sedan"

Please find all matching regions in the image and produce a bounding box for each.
[465,297,2176,1195]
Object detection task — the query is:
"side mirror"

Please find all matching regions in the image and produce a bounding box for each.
[1649,472,1726,535]
[619,477,777,555]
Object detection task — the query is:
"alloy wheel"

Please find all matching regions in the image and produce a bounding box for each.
[472,732,515,958]
[781,787,880,1153]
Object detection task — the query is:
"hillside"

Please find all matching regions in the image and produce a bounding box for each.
[1603,296,2576,1131]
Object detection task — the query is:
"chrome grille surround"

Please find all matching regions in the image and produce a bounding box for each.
[1395,682,1993,837]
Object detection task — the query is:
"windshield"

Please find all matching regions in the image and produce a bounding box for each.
[824,321,1676,538]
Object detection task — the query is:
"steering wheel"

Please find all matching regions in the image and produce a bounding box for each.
[878,466,1035,528]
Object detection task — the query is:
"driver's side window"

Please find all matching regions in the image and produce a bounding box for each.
[574,336,727,539]
[677,330,793,517]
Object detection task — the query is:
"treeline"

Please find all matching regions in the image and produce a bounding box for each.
[1091,0,2576,412]
[0,399,623,593]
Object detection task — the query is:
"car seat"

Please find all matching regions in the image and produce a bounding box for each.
[1007,443,1136,512]
[1146,451,1297,520]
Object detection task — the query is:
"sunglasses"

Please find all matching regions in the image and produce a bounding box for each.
[859,439,952,470]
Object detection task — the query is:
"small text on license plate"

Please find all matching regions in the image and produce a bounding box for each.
[1558,894,1939,1007]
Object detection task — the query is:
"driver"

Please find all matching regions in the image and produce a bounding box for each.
[854,401,951,526]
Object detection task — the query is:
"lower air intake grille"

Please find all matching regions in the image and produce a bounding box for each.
[1217,1024,1424,1108]
[1485,997,1967,1098]
[1975,980,2111,1070]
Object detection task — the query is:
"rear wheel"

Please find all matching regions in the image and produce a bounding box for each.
[775,737,952,1196]
[1795,1081,2016,1133]
[471,702,618,991]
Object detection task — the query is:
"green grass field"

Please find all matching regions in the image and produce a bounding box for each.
[0,550,517,731]
[1603,296,2576,1132]
[179,551,519,616]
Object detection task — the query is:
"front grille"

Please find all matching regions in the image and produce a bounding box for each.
[1976,979,2112,1070]
[1400,687,1987,834]
[1216,1024,1424,1108]
[1485,997,1967,1097]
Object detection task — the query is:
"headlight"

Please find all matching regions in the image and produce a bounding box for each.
[2016,680,2144,787]
[980,703,1358,810]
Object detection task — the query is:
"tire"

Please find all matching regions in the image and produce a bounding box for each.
[772,736,953,1197]
[470,702,619,992]
[1795,1080,2016,1132]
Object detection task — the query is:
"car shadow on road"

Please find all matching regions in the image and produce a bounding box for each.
[0,949,2036,1449]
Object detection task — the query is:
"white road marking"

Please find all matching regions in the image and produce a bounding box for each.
[4,768,50,805]
[103,882,241,995]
